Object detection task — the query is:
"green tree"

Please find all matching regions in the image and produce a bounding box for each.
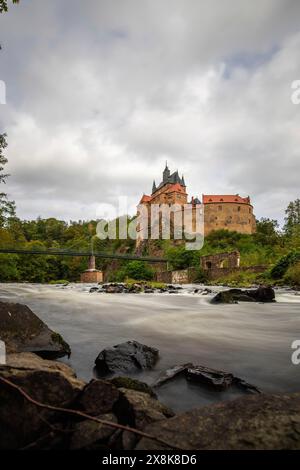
[254,218,279,246]
[0,0,19,13]
[0,134,16,226]
[284,199,300,235]
[118,261,154,281]
[166,245,195,270]
[270,251,300,279]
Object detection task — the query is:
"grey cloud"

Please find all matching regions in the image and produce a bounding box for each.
[0,0,300,224]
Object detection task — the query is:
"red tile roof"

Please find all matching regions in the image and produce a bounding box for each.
[139,194,152,203]
[203,194,250,204]
[165,183,187,194]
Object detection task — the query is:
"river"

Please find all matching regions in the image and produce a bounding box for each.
[0,283,299,412]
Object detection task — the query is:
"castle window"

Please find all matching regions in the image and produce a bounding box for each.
[218,205,222,211]
[238,206,241,212]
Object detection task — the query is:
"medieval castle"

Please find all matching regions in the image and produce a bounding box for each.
[137,163,256,245]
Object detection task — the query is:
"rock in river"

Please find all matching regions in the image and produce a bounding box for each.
[211,286,275,304]
[95,340,159,376]
[0,301,71,359]
[152,363,261,394]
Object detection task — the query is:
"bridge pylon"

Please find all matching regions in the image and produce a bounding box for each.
[80,255,103,283]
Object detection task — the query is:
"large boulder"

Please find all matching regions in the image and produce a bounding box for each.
[0,358,85,449]
[116,388,174,431]
[5,352,82,389]
[211,286,275,304]
[95,340,159,376]
[136,392,300,450]
[77,379,120,416]
[69,413,117,450]
[0,301,71,359]
[247,286,276,303]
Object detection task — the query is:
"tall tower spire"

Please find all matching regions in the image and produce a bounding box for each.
[163,161,170,182]
[152,180,157,194]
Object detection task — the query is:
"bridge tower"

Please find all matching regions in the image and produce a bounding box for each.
[80,255,103,283]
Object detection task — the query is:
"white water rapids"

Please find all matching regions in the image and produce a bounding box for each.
[0,283,299,412]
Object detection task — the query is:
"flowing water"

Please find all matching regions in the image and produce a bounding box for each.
[0,283,300,412]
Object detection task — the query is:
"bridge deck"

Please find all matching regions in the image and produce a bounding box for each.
[0,248,166,263]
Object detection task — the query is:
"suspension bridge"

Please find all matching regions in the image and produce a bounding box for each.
[0,248,166,263]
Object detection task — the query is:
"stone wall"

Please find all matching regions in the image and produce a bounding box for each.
[201,251,240,270]
[156,267,198,284]
[156,264,267,283]
[156,270,172,283]
[204,202,256,236]
[80,270,103,283]
[204,265,267,280]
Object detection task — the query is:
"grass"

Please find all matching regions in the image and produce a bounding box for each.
[124,278,167,289]
[210,271,268,288]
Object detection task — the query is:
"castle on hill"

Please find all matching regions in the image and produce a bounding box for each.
[136,163,256,246]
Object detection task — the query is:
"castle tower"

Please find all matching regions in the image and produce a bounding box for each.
[163,162,170,182]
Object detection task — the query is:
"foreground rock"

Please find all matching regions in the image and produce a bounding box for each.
[95,340,159,376]
[153,363,261,394]
[6,352,81,387]
[136,392,300,450]
[117,388,174,431]
[1,353,299,450]
[211,286,275,304]
[0,353,172,450]
[0,301,71,359]
[0,354,85,449]
[78,379,120,416]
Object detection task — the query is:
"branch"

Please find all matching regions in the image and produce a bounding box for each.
[0,375,179,450]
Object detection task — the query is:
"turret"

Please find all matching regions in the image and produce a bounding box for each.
[163,162,170,182]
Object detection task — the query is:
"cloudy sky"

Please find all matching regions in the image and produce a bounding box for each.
[0,0,299,224]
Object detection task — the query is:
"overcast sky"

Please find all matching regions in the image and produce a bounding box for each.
[0,0,299,224]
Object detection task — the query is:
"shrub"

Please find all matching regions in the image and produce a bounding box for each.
[283,261,300,286]
[166,246,195,270]
[115,261,154,281]
[270,251,300,279]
